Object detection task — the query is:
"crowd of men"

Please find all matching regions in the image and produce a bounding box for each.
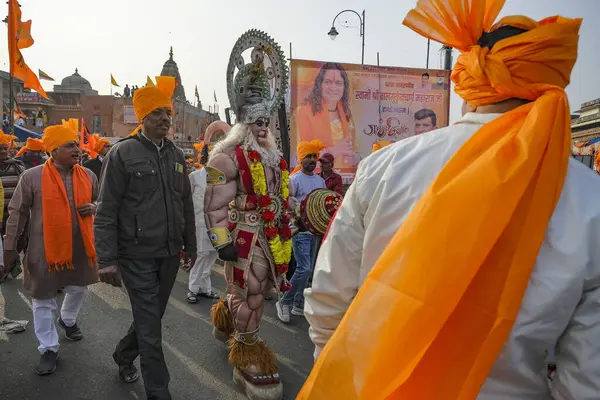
[0,72,339,400]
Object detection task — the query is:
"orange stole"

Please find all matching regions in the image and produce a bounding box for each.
[295,100,352,148]
[41,160,96,271]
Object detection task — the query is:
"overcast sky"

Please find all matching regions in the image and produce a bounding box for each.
[2,0,598,122]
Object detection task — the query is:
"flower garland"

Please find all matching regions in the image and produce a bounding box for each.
[248,154,268,196]
[280,158,290,200]
[247,150,293,282]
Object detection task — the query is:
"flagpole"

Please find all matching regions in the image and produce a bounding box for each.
[9,75,14,135]
[8,3,14,135]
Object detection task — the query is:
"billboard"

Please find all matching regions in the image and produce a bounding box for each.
[290,60,451,183]
[123,105,139,124]
[15,92,50,104]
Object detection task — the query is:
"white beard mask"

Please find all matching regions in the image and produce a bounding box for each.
[212,123,281,169]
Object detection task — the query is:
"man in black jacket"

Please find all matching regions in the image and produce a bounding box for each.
[94,76,196,400]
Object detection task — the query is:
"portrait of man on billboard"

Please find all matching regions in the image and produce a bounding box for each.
[414,108,437,135]
[420,72,432,90]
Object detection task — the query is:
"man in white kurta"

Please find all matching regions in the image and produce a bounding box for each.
[187,166,219,303]
[304,111,600,397]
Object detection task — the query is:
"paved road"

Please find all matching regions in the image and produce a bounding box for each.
[0,263,315,400]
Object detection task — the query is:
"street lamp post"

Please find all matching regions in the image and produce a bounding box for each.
[328,9,365,65]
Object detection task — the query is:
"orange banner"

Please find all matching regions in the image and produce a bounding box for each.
[8,0,47,99]
[17,19,33,49]
[290,59,450,183]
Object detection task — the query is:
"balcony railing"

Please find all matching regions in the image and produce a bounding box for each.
[571,114,600,126]
[581,98,600,109]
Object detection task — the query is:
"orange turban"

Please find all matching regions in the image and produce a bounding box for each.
[16,137,45,156]
[299,1,581,399]
[0,130,17,146]
[193,142,211,152]
[92,134,110,154]
[193,142,204,152]
[291,140,325,175]
[371,140,391,153]
[61,118,79,133]
[43,125,79,153]
[193,141,214,162]
[133,76,175,123]
[129,76,175,137]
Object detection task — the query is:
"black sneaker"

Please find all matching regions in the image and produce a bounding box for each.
[57,317,83,341]
[34,350,59,375]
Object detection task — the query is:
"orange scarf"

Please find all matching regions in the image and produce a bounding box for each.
[42,159,96,271]
[299,1,581,399]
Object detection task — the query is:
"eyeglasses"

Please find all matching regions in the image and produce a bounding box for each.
[254,120,269,128]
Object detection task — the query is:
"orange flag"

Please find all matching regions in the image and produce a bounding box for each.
[17,19,33,49]
[17,20,34,49]
[79,118,97,159]
[8,0,47,99]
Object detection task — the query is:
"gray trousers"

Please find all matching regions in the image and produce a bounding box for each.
[114,256,180,400]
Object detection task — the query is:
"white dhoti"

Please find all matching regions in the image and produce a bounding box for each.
[32,285,87,353]
[188,250,218,294]
[188,168,217,295]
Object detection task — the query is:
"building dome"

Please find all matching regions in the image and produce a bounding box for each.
[160,47,186,102]
[61,69,91,87]
[53,68,98,96]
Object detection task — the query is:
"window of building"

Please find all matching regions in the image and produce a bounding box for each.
[92,115,101,133]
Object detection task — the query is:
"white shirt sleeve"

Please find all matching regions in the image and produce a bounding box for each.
[304,164,367,361]
[189,170,208,227]
[551,269,600,398]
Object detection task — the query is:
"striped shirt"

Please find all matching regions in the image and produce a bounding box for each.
[0,159,26,221]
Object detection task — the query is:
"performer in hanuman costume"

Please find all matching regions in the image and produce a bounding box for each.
[204,30,292,400]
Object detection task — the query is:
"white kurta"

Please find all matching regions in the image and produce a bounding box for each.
[188,169,218,294]
[190,169,213,252]
[304,112,600,399]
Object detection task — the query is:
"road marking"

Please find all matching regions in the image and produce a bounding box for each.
[17,290,32,310]
[276,353,310,379]
[167,297,212,326]
[261,315,297,334]
[163,340,244,399]
[88,283,131,310]
[213,264,225,276]
[127,391,140,399]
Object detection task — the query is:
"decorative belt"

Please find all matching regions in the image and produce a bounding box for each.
[229,209,264,227]
[233,327,260,345]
